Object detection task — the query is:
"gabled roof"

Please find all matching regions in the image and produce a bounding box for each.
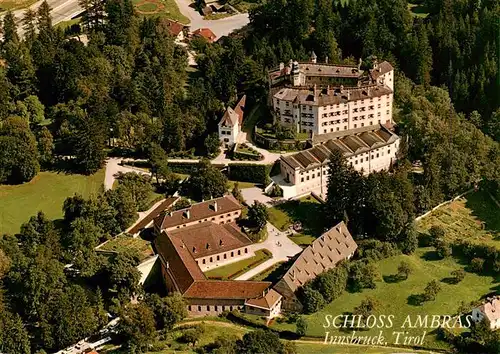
[219,107,239,127]
[245,289,282,310]
[370,61,394,80]
[167,221,252,259]
[193,28,217,42]
[219,95,246,127]
[154,195,241,230]
[234,95,246,125]
[274,222,357,296]
[164,19,186,36]
[184,280,271,299]
[281,125,399,171]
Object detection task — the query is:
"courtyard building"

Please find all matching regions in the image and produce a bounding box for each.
[273,221,357,312]
[153,195,242,233]
[279,124,400,197]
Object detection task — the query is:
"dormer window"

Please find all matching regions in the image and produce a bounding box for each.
[206,243,210,250]
[219,239,224,246]
[192,247,196,253]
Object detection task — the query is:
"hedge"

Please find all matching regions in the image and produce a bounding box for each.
[227,163,272,185]
[168,161,225,174]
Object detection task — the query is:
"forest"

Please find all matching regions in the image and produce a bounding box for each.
[0,0,498,352]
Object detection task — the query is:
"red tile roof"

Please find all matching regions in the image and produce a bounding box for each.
[163,19,186,36]
[245,289,282,310]
[166,221,252,259]
[184,280,271,299]
[234,95,246,125]
[193,28,217,42]
[154,195,242,231]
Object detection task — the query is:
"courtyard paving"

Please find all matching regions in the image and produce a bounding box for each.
[234,222,302,280]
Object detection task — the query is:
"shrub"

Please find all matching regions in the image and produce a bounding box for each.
[296,316,308,336]
[228,164,272,185]
[435,238,452,258]
[397,261,412,280]
[423,280,442,301]
[470,258,485,273]
[451,269,466,283]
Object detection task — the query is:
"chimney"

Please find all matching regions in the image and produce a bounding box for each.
[192,246,196,253]
[184,209,190,219]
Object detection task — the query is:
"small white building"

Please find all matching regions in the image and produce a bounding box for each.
[472,297,500,330]
[218,95,246,148]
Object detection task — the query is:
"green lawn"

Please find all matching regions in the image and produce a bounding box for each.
[0,170,104,235]
[98,235,154,262]
[295,342,433,353]
[271,247,498,351]
[227,180,257,190]
[204,249,272,280]
[408,3,429,17]
[250,261,286,281]
[267,196,324,245]
[55,17,81,31]
[132,0,189,24]
[0,0,37,11]
[417,190,500,249]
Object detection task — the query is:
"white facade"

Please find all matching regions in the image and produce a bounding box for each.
[279,126,400,197]
[273,89,393,135]
[218,120,239,148]
[472,302,500,330]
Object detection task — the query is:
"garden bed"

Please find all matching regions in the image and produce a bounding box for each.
[204,249,272,280]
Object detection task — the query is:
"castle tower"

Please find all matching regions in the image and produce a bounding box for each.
[310,51,317,63]
[292,60,301,86]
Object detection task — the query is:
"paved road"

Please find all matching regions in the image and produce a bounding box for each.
[234,222,302,280]
[173,0,249,38]
[8,0,82,36]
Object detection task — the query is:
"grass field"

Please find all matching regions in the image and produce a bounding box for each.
[98,235,154,262]
[408,3,429,17]
[132,0,189,24]
[267,195,323,245]
[55,17,82,31]
[0,0,37,11]
[417,190,500,249]
[271,247,498,350]
[227,180,258,190]
[0,170,104,235]
[295,342,433,353]
[204,249,272,280]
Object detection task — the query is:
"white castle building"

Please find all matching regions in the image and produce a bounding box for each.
[269,54,400,198]
[269,55,394,136]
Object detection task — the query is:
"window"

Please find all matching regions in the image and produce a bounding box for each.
[215,306,218,311]
[361,123,364,127]
[355,160,358,164]
[377,112,381,117]
[307,176,310,180]
[344,126,347,129]
[371,155,374,159]
[354,124,357,128]
[386,110,390,115]
[245,248,248,253]
[224,254,227,259]
[378,104,381,108]
[234,212,238,215]
[207,306,210,311]
[386,102,390,106]
[388,149,391,154]
[217,255,220,261]
[220,215,224,218]
[231,252,234,257]
[324,129,327,133]
[238,250,241,255]
[211,217,215,221]
[360,158,363,162]
[198,306,202,311]
[301,177,304,182]
[312,174,315,178]
[336,127,340,131]
[377,153,379,158]
[202,259,206,264]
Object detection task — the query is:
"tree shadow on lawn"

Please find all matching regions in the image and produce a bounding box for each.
[421,250,441,261]
[274,198,325,237]
[383,274,406,283]
[407,294,426,306]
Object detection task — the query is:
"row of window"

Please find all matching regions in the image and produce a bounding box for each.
[197,248,249,265]
[189,305,244,312]
[175,212,240,229]
[220,130,232,135]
